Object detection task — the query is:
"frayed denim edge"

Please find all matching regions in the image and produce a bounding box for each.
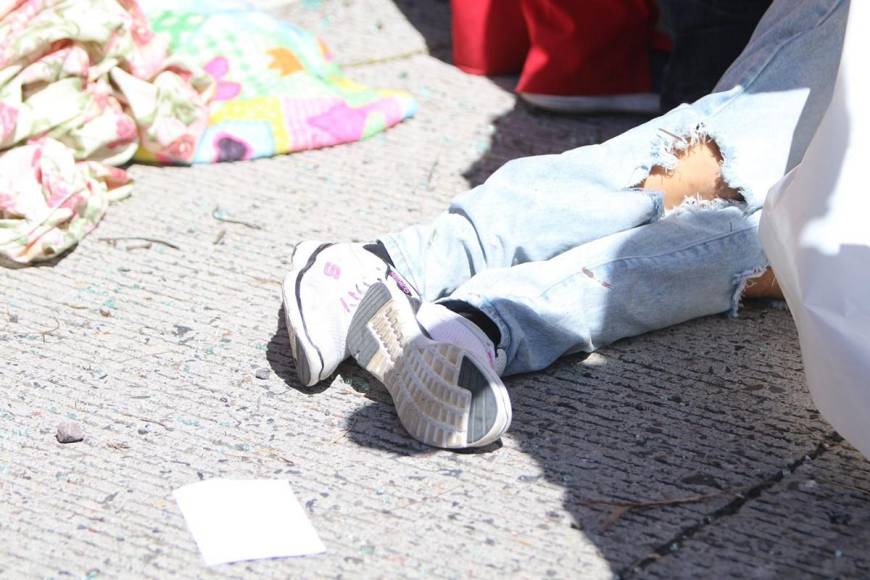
[664,195,744,219]
[730,265,771,317]
[644,120,760,214]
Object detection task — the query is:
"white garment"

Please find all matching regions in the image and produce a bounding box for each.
[759,2,870,458]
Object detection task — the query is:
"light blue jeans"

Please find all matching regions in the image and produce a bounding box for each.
[381,0,849,376]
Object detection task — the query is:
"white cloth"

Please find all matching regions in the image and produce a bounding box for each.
[759,2,869,458]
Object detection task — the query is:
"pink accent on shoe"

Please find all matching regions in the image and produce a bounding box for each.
[324,262,341,279]
[340,281,373,314]
[388,270,413,296]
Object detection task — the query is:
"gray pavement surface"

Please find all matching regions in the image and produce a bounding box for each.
[2,1,869,578]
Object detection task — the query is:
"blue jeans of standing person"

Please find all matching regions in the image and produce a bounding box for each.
[379,0,849,377]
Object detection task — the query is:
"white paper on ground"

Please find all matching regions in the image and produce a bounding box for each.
[759,2,870,458]
[173,479,326,565]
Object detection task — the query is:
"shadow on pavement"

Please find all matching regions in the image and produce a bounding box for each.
[266,305,331,395]
[392,0,452,63]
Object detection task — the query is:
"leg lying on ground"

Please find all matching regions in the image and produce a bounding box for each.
[443,205,770,376]
[340,141,779,447]
[379,152,665,301]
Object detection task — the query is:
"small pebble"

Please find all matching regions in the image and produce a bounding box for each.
[173,325,192,337]
[798,479,818,491]
[99,307,112,317]
[255,368,271,380]
[56,422,84,444]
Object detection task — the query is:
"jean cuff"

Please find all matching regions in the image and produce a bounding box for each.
[446,292,513,354]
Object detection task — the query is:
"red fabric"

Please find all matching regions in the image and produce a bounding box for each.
[451,0,529,76]
[451,0,662,95]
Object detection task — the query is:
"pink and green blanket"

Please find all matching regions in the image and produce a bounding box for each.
[0,0,416,264]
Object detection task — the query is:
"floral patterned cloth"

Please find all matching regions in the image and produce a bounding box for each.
[0,0,213,264]
[144,0,417,163]
[0,0,416,265]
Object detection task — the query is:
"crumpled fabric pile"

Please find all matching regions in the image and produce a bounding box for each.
[0,0,213,264]
[0,0,416,265]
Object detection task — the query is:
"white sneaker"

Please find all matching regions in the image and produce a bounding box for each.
[282,242,414,387]
[347,281,512,449]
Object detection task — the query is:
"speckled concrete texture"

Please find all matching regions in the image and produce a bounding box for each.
[2,1,869,578]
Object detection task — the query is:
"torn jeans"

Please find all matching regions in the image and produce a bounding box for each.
[380,0,849,376]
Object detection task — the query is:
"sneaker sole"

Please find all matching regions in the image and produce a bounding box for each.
[347,282,512,449]
[519,92,661,115]
[282,241,332,387]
